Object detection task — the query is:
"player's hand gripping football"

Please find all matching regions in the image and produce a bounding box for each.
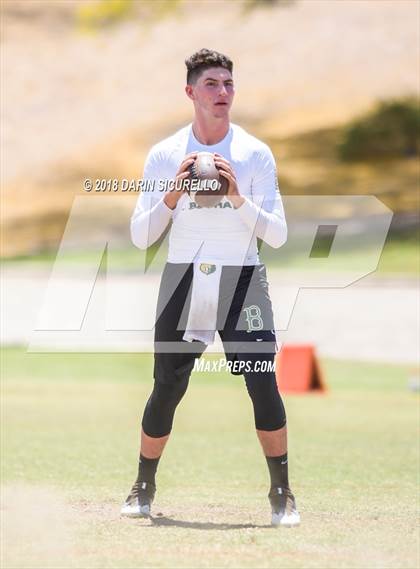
[213,153,245,209]
[164,152,198,210]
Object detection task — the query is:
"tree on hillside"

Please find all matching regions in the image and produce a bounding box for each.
[339,98,420,161]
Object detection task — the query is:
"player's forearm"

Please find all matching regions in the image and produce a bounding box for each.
[235,198,288,248]
[130,197,173,249]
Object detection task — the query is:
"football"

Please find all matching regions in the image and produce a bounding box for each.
[188,152,229,207]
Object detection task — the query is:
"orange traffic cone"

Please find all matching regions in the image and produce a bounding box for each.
[276,344,326,394]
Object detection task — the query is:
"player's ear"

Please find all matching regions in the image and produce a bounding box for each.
[185,84,195,100]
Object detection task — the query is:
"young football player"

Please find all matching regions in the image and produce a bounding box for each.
[122,48,300,527]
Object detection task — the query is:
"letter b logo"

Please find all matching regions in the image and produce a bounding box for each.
[243,305,264,332]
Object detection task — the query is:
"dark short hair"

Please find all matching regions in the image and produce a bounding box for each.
[185,49,233,85]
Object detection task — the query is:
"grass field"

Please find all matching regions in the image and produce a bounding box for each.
[1,348,419,569]
[3,236,419,276]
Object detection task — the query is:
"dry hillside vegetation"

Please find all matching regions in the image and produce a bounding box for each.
[1,0,419,256]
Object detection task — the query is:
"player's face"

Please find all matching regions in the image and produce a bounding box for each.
[187,67,235,118]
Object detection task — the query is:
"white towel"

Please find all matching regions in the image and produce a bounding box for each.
[183,262,222,345]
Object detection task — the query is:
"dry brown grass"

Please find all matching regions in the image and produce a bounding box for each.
[1,0,419,256]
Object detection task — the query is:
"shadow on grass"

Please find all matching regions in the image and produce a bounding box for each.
[149,515,272,530]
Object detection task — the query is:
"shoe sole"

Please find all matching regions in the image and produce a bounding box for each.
[271,512,300,527]
[120,504,151,518]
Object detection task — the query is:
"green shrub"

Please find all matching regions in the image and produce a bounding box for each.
[243,0,295,12]
[77,0,133,30]
[76,0,182,30]
[339,97,420,161]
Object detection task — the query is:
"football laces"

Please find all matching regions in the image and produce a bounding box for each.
[189,163,199,179]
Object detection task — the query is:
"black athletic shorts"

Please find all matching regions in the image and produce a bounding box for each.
[153,262,277,382]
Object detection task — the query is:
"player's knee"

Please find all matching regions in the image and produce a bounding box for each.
[142,377,189,437]
[244,371,286,431]
[155,378,189,406]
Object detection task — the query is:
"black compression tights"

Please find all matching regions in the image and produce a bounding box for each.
[141,370,286,438]
[142,378,189,438]
[243,370,286,431]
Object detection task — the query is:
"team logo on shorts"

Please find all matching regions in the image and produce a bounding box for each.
[243,304,264,332]
[200,263,216,275]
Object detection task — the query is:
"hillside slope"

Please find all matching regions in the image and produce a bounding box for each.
[1,0,419,256]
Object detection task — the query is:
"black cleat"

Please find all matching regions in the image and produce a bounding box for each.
[269,486,300,527]
[121,480,156,518]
